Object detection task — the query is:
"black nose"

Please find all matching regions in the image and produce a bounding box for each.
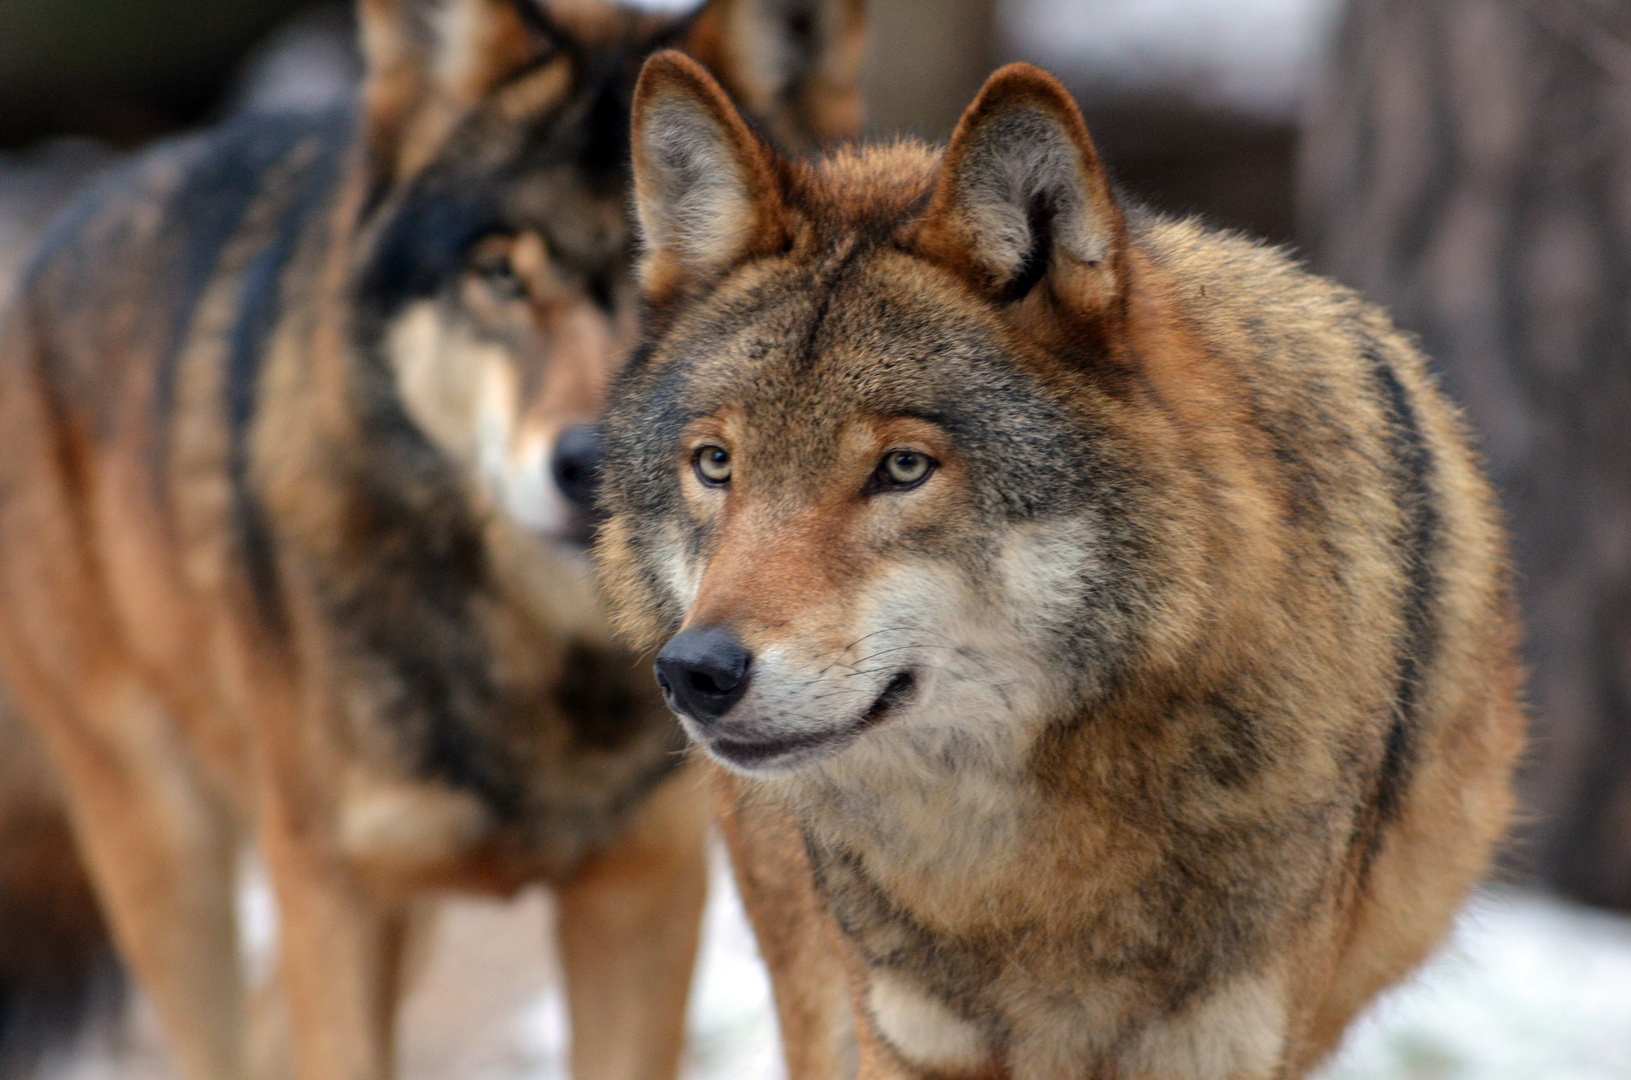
[654,628,752,723]
[552,425,602,508]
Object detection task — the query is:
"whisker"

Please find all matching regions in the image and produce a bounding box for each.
[814,627,916,677]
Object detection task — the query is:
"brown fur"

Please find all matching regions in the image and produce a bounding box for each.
[598,55,1525,1080]
[0,4,864,1079]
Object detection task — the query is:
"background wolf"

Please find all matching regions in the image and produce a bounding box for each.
[0,2,863,1078]
[597,53,1525,1080]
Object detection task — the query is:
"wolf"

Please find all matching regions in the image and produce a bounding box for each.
[0,2,863,1078]
[0,688,123,1078]
[597,53,1525,1080]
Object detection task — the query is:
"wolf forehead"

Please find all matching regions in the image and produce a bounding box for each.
[602,243,1114,517]
[354,30,679,319]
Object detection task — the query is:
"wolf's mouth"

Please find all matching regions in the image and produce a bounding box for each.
[704,669,918,773]
[863,670,918,723]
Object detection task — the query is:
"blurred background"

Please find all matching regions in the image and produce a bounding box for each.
[2,0,1629,1077]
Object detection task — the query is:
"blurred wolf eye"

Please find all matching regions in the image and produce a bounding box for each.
[469,236,527,301]
[694,445,732,486]
[875,450,934,490]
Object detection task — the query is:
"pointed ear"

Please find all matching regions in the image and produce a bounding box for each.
[358,0,549,190]
[631,51,790,297]
[683,0,867,148]
[915,64,1126,315]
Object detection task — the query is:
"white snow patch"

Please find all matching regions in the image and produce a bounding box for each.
[236,851,279,987]
[510,984,570,1080]
[1319,889,1631,1080]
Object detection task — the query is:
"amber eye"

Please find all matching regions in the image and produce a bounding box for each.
[876,450,934,490]
[694,445,732,486]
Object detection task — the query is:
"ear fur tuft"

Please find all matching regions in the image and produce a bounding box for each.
[632,51,787,290]
[917,63,1124,308]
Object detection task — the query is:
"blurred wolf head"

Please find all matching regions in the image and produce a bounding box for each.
[349,0,865,547]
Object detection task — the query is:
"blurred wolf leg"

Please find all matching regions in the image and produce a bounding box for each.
[246,900,438,1080]
[0,693,121,1075]
[556,763,710,1080]
[259,812,410,1080]
[36,675,244,1080]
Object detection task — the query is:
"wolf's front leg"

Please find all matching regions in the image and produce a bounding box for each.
[555,761,711,1080]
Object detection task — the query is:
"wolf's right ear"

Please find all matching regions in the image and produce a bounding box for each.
[631,51,789,299]
[683,0,867,149]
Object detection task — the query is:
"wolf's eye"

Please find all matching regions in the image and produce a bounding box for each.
[478,258,524,299]
[874,450,934,490]
[469,237,527,301]
[694,445,732,486]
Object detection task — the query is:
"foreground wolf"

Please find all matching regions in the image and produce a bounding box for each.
[0,2,862,1078]
[599,54,1525,1080]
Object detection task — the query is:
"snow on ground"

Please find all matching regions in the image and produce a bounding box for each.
[638,866,1631,1080]
[1321,889,1631,1080]
[46,842,1631,1080]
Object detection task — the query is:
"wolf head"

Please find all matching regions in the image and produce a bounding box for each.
[345,0,865,546]
[599,55,1209,778]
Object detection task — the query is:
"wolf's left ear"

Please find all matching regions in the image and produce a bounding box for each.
[915,64,1125,316]
[631,51,788,298]
[683,0,866,149]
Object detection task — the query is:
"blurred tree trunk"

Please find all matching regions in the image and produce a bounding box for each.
[865,0,994,140]
[1299,0,1631,908]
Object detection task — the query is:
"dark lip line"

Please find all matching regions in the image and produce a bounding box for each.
[706,669,918,767]
[709,727,855,767]
[863,670,917,725]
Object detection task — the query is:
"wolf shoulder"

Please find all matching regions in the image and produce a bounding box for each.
[1128,211,1497,528]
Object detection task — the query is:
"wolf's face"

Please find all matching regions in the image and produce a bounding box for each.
[615,265,1133,775]
[347,0,865,548]
[602,56,1162,777]
[352,26,647,546]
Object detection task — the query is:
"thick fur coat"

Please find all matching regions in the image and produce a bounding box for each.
[597,54,1525,1080]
